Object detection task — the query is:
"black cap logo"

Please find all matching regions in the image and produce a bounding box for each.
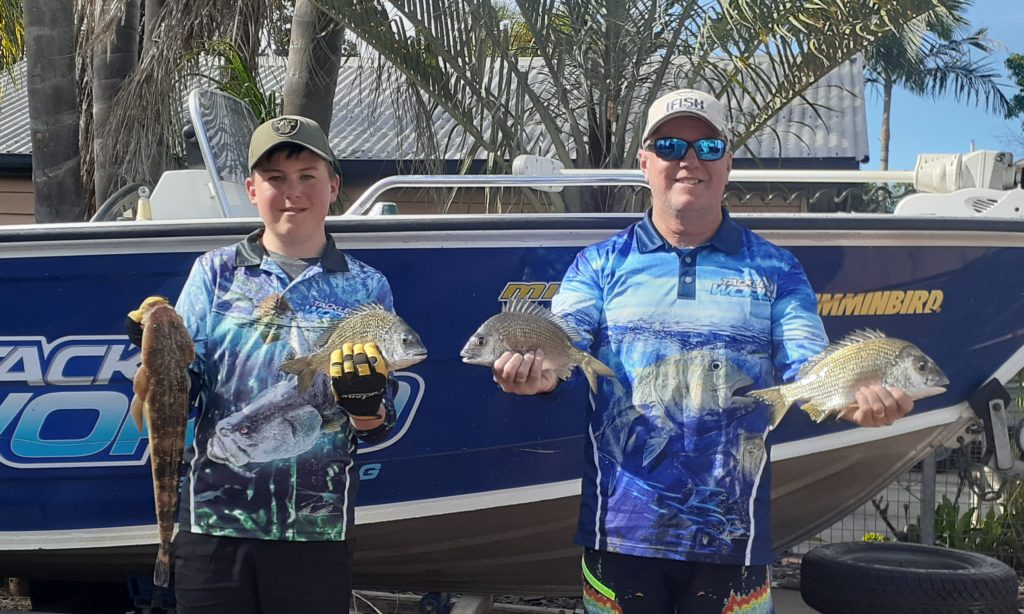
[271,117,300,136]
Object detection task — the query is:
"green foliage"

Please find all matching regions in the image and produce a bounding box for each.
[186,39,282,123]
[0,0,24,73]
[933,491,1024,571]
[1007,53,1024,136]
[862,532,891,542]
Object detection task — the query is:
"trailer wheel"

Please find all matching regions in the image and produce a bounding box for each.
[799,542,1018,614]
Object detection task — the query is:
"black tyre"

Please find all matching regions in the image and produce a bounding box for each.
[800,542,1018,614]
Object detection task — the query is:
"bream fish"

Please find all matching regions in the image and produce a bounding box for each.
[280,304,427,394]
[747,329,948,427]
[128,298,194,587]
[460,300,614,392]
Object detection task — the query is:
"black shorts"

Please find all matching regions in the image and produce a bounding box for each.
[581,548,773,614]
[173,531,352,614]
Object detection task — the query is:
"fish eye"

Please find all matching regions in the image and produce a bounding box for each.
[239,425,249,435]
[710,360,722,371]
[916,360,928,373]
[401,333,410,344]
[475,335,486,346]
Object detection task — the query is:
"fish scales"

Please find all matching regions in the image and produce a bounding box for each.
[130,302,194,588]
[460,300,615,392]
[747,329,948,427]
[280,304,427,393]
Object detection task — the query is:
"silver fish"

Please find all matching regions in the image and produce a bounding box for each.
[460,300,614,392]
[629,351,754,467]
[129,300,194,588]
[207,371,339,467]
[280,304,428,393]
[748,329,949,427]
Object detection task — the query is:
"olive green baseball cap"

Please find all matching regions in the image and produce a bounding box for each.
[248,115,335,171]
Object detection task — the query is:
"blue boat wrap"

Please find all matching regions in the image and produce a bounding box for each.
[1,216,1023,548]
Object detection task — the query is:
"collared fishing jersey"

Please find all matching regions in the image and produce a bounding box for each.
[175,229,396,541]
[554,209,827,565]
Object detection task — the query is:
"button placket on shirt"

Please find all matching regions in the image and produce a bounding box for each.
[677,248,699,299]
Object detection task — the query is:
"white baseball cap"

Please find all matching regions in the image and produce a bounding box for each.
[643,89,731,144]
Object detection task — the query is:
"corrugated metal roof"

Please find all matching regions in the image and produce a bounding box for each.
[0,55,868,163]
[0,62,30,156]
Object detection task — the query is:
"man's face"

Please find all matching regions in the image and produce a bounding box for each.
[246,149,339,246]
[639,116,732,218]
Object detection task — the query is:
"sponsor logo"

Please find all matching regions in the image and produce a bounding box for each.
[0,336,424,468]
[710,277,776,301]
[498,282,560,301]
[816,290,944,317]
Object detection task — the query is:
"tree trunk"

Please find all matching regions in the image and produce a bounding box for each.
[283,0,345,133]
[143,0,163,49]
[93,0,140,205]
[879,77,893,171]
[24,0,84,223]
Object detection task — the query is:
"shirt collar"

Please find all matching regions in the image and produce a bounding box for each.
[234,228,350,272]
[636,207,744,255]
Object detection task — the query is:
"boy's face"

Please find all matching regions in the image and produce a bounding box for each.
[245,149,339,249]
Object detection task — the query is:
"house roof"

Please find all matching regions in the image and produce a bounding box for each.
[0,55,869,165]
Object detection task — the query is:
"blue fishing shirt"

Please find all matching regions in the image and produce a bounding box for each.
[175,229,396,541]
[553,208,827,565]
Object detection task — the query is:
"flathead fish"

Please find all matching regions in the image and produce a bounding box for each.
[280,304,427,393]
[460,300,614,392]
[748,329,948,427]
[129,298,194,587]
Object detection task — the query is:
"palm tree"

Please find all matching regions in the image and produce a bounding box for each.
[864,5,1011,170]
[308,0,976,210]
[1,0,23,72]
[92,0,140,205]
[24,0,84,222]
[282,0,346,131]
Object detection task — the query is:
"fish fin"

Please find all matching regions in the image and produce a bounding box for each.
[554,365,574,382]
[503,299,582,342]
[796,329,889,379]
[800,401,834,423]
[129,394,145,432]
[153,546,171,587]
[321,420,342,433]
[747,386,790,428]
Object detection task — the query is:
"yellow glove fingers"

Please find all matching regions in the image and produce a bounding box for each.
[329,349,345,377]
[363,343,386,375]
[128,295,169,323]
[352,343,372,376]
[342,342,356,375]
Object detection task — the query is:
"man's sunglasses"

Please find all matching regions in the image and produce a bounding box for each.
[646,137,728,162]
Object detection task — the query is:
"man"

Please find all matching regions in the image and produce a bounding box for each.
[127,116,397,613]
[493,90,914,613]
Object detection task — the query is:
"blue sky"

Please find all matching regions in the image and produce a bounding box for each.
[862,2,1024,170]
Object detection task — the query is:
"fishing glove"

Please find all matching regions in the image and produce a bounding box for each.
[125,296,170,348]
[330,342,388,418]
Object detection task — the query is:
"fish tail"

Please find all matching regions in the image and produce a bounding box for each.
[747,386,791,428]
[280,357,316,394]
[581,356,615,393]
[153,545,171,587]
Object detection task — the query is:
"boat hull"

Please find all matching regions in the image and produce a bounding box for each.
[0,215,1021,593]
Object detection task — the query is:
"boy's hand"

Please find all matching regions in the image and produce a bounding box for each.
[330,343,387,417]
[125,296,170,348]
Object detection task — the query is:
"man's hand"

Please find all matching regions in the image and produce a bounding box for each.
[492,349,559,396]
[841,384,914,427]
[330,342,387,418]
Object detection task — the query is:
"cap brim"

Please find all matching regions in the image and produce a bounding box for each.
[643,112,729,144]
[248,141,335,171]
